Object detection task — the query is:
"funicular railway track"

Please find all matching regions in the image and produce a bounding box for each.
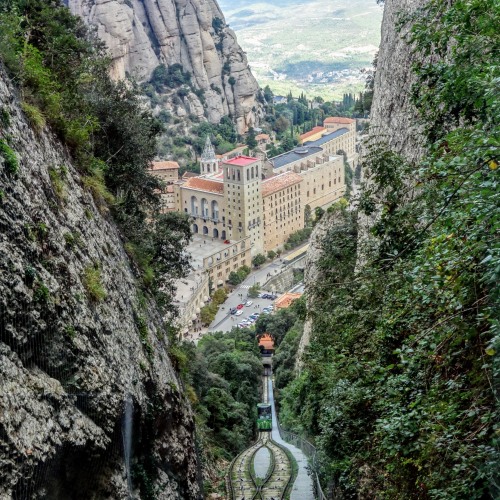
[227,375,294,500]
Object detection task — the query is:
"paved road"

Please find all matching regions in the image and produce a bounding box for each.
[208,244,309,333]
[268,378,314,500]
[208,261,283,333]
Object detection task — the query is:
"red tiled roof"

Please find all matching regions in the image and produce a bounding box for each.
[258,334,274,350]
[223,155,259,166]
[151,161,180,170]
[299,126,326,141]
[183,177,224,194]
[262,172,303,197]
[182,171,198,179]
[275,293,302,309]
[324,117,355,124]
[256,133,270,141]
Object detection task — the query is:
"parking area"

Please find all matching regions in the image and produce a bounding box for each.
[208,291,278,333]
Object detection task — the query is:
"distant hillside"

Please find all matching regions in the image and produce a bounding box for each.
[218,0,383,100]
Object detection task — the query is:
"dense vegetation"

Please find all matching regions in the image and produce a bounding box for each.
[275,1,499,498]
[179,329,262,492]
[0,0,191,310]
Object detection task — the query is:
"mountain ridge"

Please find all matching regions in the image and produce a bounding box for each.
[68,0,263,133]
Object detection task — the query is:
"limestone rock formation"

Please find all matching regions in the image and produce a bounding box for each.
[369,0,428,162]
[299,0,430,363]
[297,209,342,370]
[67,0,263,133]
[0,67,201,499]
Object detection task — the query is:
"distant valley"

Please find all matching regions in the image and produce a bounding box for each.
[218,0,383,100]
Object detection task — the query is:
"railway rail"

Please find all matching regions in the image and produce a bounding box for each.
[227,375,295,500]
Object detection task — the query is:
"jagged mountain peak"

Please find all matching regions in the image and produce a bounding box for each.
[68,0,263,133]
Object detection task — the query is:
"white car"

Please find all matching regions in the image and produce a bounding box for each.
[245,300,253,307]
[235,310,243,316]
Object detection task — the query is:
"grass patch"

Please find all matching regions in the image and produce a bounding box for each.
[64,231,82,249]
[21,101,45,132]
[0,139,18,175]
[82,265,107,302]
[82,159,115,208]
[0,107,10,128]
[48,165,68,201]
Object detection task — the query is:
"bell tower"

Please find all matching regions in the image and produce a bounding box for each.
[223,155,263,254]
[200,136,219,175]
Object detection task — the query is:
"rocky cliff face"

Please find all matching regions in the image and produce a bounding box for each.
[0,68,201,499]
[300,0,429,361]
[67,0,262,134]
[296,212,334,370]
[369,0,428,162]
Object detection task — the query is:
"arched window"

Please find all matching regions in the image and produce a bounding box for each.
[237,170,241,181]
[201,198,209,218]
[221,230,227,240]
[247,169,250,181]
[192,224,199,233]
[191,196,198,215]
[251,166,255,179]
[213,228,219,238]
[203,226,209,235]
[211,200,219,220]
[256,165,259,177]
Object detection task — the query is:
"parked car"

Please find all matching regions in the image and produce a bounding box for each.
[237,303,245,310]
[230,308,237,315]
[235,310,243,316]
[245,300,253,307]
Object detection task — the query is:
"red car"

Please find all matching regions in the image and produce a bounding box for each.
[236,304,245,310]
[224,239,230,244]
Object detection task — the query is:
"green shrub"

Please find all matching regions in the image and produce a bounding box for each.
[64,231,81,248]
[24,266,37,286]
[21,101,45,132]
[0,139,18,175]
[136,315,153,359]
[83,168,115,206]
[82,265,106,302]
[0,107,10,128]
[64,325,76,339]
[33,281,50,303]
[48,166,67,200]
[36,222,49,240]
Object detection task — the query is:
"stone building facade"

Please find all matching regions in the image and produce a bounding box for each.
[262,172,304,252]
[150,117,354,284]
[151,161,180,212]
